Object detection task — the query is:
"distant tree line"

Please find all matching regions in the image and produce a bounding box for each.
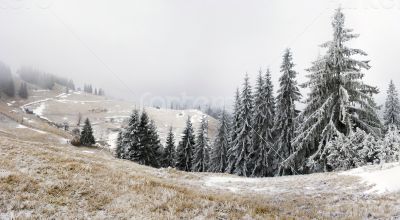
[0,61,15,98]
[83,84,105,96]
[18,67,75,90]
[0,62,28,99]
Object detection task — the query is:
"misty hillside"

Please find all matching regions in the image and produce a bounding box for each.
[12,86,219,149]
[2,1,400,219]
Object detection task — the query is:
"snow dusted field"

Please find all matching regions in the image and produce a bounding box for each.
[18,90,219,150]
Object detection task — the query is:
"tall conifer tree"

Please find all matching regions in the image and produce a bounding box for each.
[209,110,231,173]
[273,49,301,175]
[192,116,210,172]
[228,74,254,176]
[250,69,275,177]
[226,88,241,174]
[163,126,176,167]
[287,8,381,173]
[384,80,400,130]
[176,116,196,171]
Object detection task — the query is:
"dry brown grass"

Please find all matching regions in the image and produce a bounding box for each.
[0,136,283,219]
[1,128,399,219]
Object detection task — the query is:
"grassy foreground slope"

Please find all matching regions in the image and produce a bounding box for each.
[0,135,280,219]
[1,129,400,219]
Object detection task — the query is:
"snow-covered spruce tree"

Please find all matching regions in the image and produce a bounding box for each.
[273,49,301,176]
[384,80,400,130]
[163,126,176,168]
[133,111,160,167]
[285,8,381,173]
[325,128,379,171]
[248,69,275,177]
[228,74,254,176]
[149,119,163,168]
[226,88,241,174]
[209,110,231,173]
[115,130,124,158]
[18,82,28,99]
[176,116,196,171]
[80,118,96,146]
[192,116,210,172]
[0,62,15,97]
[378,127,400,163]
[120,110,140,160]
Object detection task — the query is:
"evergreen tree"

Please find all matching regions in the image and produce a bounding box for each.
[325,128,379,171]
[192,116,210,172]
[120,110,140,159]
[18,82,28,99]
[68,79,75,90]
[0,62,15,97]
[80,118,95,146]
[209,110,230,173]
[249,69,275,177]
[273,49,301,175]
[163,126,176,168]
[176,116,195,171]
[132,111,160,167]
[286,8,381,173]
[226,88,241,174]
[148,119,162,167]
[115,131,124,158]
[228,74,254,176]
[378,127,400,163]
[384,80,400,130]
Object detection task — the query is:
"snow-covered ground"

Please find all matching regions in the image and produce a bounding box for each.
[342,163,400,194]
[16,90,219,149]
[203,163,400,196]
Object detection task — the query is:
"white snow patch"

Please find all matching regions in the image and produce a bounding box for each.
[343,163,400,194]
[204,176,267,193]
[29,128,47,134]
[56,99,68,103]
[33,103,46,116]
[21,98,52,110]
[107,132,119,150]
[16,124,47,134]
[82,150,95,154]
[55,93,68,98]
[59,138,69,144]
[6,103,12,106]
[0,170,11,178]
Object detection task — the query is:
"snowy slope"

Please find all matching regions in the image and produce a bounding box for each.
[17,90,219,150]
[342,162,400,194]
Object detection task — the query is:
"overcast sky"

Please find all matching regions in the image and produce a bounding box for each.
[0,0,399,108]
